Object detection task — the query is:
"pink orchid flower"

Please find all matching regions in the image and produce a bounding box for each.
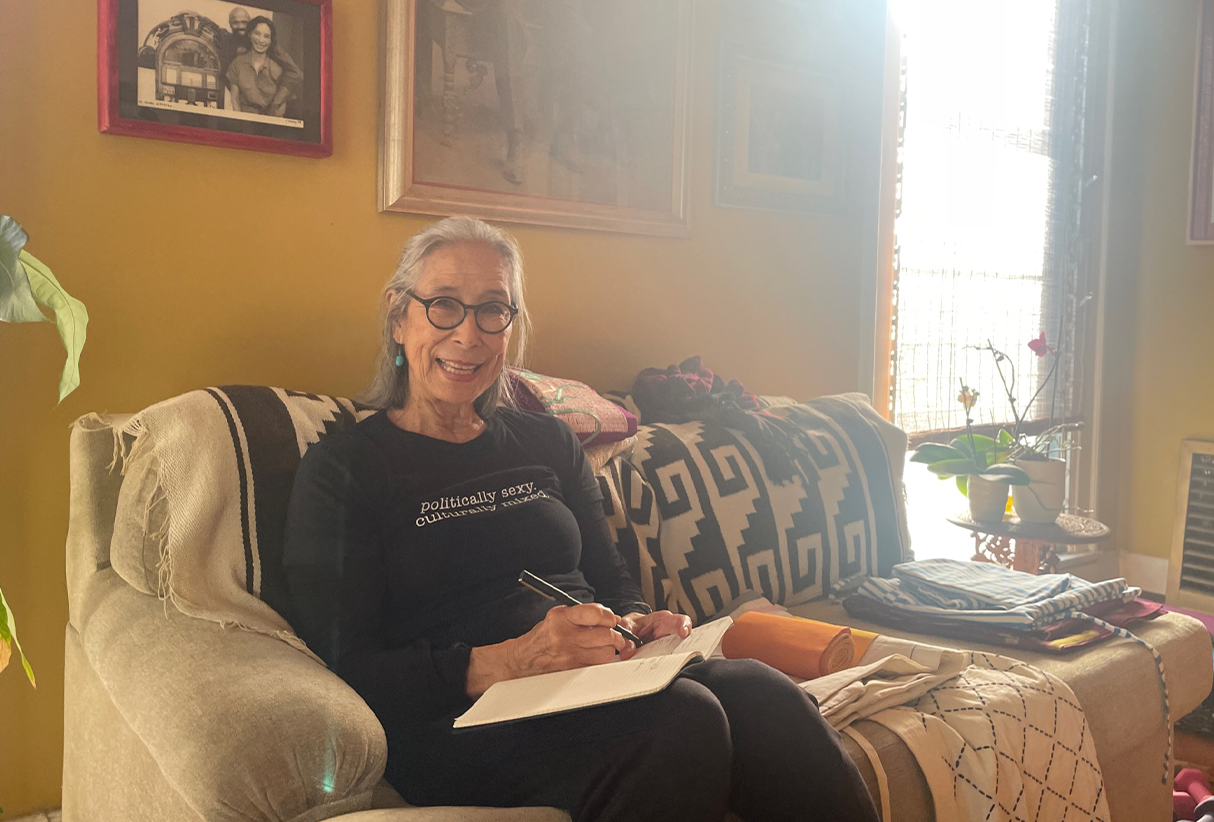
[1028,332,1050,357]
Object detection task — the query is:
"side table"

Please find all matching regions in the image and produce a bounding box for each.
[946,512,1112,574]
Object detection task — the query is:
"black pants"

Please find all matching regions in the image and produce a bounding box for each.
[393,658,880,822]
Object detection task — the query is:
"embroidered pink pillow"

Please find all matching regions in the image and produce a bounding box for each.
[507,368,638,446]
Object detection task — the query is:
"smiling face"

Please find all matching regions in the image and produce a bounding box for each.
[229,8,250,34]
[393,242,513,419]
[249,21,272,53]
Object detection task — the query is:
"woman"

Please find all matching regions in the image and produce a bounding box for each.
[282,217,878,822]
[225,16,300,116]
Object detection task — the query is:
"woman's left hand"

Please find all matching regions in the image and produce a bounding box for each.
[617,610,692,654]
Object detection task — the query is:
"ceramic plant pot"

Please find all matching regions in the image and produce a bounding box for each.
[968,476,1010,522]
[1011,457,1066,523]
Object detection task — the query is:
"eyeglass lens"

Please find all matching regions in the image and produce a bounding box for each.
[427,297,513,333]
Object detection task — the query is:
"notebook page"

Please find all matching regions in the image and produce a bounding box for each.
[632,617,733,660]
[454,652,697,728]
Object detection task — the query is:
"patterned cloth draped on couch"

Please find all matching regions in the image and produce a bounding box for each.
[106,385,910,644]
[597,393,912,624]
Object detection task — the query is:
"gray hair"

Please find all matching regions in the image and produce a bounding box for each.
[361,216,531,415]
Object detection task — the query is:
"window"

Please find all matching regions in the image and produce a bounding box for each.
[881,0,1108,558]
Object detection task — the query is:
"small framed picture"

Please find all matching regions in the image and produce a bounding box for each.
[714,41,846,215]
[98,0,332,157]
[1190,0,1214,243]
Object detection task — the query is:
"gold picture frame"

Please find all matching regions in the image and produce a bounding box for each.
[379,0,693,236]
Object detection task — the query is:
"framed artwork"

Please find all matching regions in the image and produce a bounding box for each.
[715,41,845,215]
[1190,0,1214,243]
[379,0,692,237]
[98,0,332,157]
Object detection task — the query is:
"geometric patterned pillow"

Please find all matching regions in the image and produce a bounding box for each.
[596,393,910,624]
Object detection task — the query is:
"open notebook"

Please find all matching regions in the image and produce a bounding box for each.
[453,617,734,729]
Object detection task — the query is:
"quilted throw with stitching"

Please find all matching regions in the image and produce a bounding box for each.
[596,395,911,623]
[869,652,1110,822]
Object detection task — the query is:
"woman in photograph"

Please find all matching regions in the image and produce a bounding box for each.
[281,216,879,822]
[225,15,301,117]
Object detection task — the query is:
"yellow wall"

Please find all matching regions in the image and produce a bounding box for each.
[1100,0,1214,567]
[0,0,883,813]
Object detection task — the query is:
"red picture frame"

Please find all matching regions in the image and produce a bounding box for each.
[98,0,331,158]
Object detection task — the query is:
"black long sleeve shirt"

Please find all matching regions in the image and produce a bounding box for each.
[281,409,646,741]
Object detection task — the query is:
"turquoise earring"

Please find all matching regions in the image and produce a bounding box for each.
[395,351,405,367]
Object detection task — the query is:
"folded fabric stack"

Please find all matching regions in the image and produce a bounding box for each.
[844,557,1158,652]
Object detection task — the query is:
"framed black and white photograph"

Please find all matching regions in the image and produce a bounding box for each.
[715,41,846,215]
[379,0,692,236]
[99,0,331,157]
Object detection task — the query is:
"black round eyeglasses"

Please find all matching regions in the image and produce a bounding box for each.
[407,291,518,334]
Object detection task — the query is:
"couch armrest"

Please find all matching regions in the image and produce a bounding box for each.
[78,571,386,822]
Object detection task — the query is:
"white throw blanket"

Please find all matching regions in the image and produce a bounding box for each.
[804,636,1110,822]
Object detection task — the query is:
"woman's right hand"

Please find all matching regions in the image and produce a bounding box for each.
[509,604,628,676]
[465,604,627,697]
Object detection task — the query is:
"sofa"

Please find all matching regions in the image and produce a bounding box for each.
[62,385,1212,822]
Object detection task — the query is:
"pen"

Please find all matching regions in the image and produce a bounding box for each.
[518,570,644,647]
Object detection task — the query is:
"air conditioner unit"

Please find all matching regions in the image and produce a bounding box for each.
[1166,439,1214,612]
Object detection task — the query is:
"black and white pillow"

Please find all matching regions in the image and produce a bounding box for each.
[596,393,911,624]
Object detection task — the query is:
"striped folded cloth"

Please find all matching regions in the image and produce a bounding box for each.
[854,558,1140,630]
[721,612,878,679]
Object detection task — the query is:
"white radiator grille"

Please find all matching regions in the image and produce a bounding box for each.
[1179,454,1214,596]
[1167,441,1214,611]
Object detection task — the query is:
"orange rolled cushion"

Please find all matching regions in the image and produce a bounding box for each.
[721,612,855,679]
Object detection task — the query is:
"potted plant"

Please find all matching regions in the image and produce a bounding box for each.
[983,334,1082,524]
[0,215,89,691]
[910,383,1030,522]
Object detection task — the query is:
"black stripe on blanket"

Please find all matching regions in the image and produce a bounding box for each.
[205,387,255,596]
[220,386,301,623]
[208,386,374,629]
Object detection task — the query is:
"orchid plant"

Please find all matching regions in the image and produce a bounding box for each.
[910,381,1030,496]
[982,332,1082,462]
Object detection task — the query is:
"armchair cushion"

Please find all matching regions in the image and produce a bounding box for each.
[79,570,386,822]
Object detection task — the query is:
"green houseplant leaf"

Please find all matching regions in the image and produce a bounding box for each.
[909,443,967,464]
[976,463,1032,485]
[0,585,36,688]
[926,458,983,476]
[0,215,46,324]
[0,215,90,402]
[950,434,995,459]
[21,248,89,401]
